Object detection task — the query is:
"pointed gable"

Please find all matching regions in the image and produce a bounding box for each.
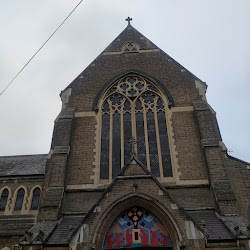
[61,23,205,102]
[119,156,151,177]
[103,24,158,52]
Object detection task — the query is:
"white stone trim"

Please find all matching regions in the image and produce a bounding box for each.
[61,88,72,109]
[195,80,207,101]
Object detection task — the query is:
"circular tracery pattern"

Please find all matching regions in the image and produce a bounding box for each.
[107,76,155,99]
[100,75,173,180]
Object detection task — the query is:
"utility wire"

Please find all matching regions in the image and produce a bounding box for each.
[0,0,84,96]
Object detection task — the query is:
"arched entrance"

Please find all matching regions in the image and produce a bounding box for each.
[104,206,173,249]
[93,195,181,249]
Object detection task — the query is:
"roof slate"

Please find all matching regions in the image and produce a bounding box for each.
[0,154,47,177]
[46,216,84,245]
[19,220,57,245]
[188,210,235,241]
[104,24,158,52]
[218,214,250,238]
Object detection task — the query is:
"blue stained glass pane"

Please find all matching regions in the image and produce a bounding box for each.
[158,110,173,177]
[100,113,110,179]
[147,110,160,177]
[143,92,155,103]
[112,112,121,178]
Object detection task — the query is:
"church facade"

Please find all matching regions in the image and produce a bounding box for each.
[0,21,249,249]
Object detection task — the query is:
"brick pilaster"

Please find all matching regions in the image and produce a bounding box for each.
[193,100,239,214]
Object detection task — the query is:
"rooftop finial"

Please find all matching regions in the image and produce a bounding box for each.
[125,17,132,25]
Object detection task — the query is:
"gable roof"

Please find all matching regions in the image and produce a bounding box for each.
[103,24,158,52]
[0,154,47,177]
[67,155,208,242]
[61,24,206,96]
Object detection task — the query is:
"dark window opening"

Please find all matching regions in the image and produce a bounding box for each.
[0,189,9,211]
[30,187,40,211]
[100,75,173,180]
[14,188,25,211]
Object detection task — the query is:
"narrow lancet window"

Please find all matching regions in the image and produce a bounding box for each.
[100,102,110,180]
[99,74,172,180]
[112,111,121,178]
[30,188,41,211]
[14,188,25,211]
[136,111,147,168]
[157,109,173,177]
[123,100,132,165]
[0,189,9,211]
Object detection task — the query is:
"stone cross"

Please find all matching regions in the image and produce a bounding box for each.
[129,137,137,157]
[125,17,132,25]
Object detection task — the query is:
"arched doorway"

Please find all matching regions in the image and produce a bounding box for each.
[103,206,173,249]
[93,195,181,249]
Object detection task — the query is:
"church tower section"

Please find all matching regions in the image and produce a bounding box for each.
[56,23,211,190]
[21,21,250,250]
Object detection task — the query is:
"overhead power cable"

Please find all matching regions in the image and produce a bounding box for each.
[0,0,85,96]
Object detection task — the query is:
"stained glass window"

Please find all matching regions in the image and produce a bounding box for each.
[100,75,172,180]
[14,188,25,211]
[0,189,9,211]
[30,187,41,211]
[104,206,173,248]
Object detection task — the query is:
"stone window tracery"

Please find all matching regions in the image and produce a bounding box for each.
[122,42,139,53]
[99,74,173,181]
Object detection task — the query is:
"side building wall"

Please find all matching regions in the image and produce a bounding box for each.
[0,177,43,249]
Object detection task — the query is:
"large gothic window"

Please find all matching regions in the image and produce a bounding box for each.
[100,74,172,180]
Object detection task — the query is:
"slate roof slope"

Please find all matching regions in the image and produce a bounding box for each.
[0,154,47,177]
[19,220,57,245]
[218,214,250,238]
[188,210,235,241]
[46,216,84,245]
[62,23,206,95]
[103,24,158,52]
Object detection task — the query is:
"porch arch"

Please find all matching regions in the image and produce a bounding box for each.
[93,194,182,249]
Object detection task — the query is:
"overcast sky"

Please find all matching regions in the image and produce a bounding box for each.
[0,0,249,163]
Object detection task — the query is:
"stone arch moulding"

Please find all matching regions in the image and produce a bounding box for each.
[11,185,28,213]
[92,194,182,249]
[0,186,11,198]
[0,186,11,214]
[92,70,175,112]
